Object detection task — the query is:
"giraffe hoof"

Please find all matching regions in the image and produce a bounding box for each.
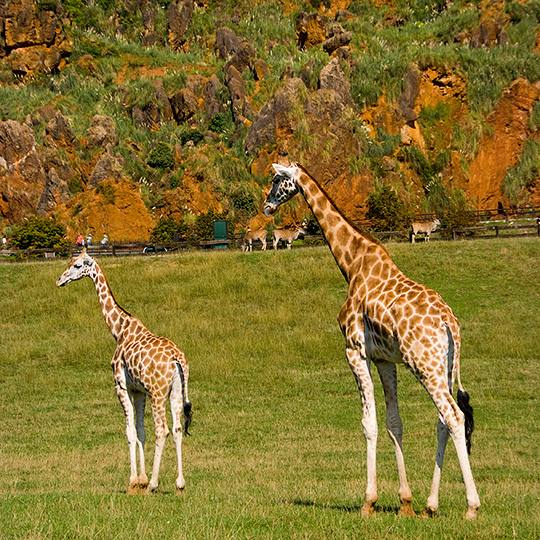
[420,507,437,518]
[398,501,416,517]
[127,485,139,495]
[360,502,376,517]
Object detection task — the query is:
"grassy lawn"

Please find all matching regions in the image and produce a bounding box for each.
[1,238,539,539]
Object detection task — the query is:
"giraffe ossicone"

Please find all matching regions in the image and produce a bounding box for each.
[264,162,480,520]
[57,248,192,495]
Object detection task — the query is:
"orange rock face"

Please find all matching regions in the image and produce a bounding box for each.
[56,180,154,243]
[468,79,540,209]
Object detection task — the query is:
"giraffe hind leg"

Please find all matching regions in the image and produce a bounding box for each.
[422,418,449,517]
[421,381,480,519]
[146,397,169,494]
[133,392,148,491]
[375,361,415,516]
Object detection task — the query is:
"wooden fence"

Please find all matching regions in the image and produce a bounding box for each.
[2,223,540,262]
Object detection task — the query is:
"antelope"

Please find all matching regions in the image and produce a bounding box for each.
[272,221,307,250]
[241,228,268,251]
[411,219,441,243]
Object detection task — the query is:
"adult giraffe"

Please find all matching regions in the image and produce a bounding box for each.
[264,163,479,520]
[56,249,192,494]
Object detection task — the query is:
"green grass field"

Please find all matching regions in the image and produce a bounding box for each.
[1,239,539,539]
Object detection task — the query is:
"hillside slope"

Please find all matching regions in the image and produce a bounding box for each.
[1,0,540,241]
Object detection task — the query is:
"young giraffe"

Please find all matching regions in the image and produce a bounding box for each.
[56,249,192,494]
[264,163,480,520]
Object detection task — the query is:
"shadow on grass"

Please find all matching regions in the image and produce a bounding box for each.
[288,498,402,515]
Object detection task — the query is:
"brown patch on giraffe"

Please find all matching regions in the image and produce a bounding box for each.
[326,211,340,228]
[336,224,350,244]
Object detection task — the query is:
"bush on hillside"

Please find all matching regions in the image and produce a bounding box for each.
[440,190,479,237]
[149,217,190,243]
[194,210,228,240]
[148,142,175,170]
[365,184,413,232]
[10,217,69,250]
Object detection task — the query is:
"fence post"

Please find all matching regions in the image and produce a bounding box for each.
[495,226,499,237]
[112,244,117,257]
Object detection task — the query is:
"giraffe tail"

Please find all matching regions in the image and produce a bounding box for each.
[457,389,474,455]
[446,324,474,455]
[176,360,192,436]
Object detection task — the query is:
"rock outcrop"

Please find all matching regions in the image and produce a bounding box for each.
[167,0,194,52]
[1,0,72,77]
[0,120,47,222]
[86,115,119,149]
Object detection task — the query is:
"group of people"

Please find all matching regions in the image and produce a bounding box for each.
[77,233,108,248]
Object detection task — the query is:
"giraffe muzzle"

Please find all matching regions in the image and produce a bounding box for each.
[264,204,275,217]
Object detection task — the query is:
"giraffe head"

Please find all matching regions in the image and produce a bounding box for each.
[263,163,301,217]
[56,249,96,287]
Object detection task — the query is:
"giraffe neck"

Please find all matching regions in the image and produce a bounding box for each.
[90,263,132,340]
[296,167,387,283]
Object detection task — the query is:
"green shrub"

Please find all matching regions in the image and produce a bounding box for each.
[148,142,175,170]
[304,213,322,235]
[37,0,58,13]
[194,210,228,240]
[365,184,413,232]
[399,146,436,192]
[10,217,69,249]
[440,190,479,237]
[209,113,233,134]
[422,181,449,215]
[149,217,190,243]
[419,103,451,126]
[529,101,540,131]
[230,192,256,214]
[180,129,205,146]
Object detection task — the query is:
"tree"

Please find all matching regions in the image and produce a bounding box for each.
[149,217,190,243]
[365,184,413,232]
[10,217,69,249]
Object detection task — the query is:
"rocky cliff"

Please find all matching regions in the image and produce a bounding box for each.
[1,0,539,241]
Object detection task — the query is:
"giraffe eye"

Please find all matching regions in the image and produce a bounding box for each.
[74,263,82,269]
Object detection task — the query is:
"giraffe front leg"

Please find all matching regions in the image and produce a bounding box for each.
[170,381,186,494]
[146,397,169,494]
[346,348,378,517]
[375,361,414,517]
[114,381,139,494]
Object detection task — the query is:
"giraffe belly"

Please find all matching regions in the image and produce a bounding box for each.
[124,367,149,394]
[364,324,403,364]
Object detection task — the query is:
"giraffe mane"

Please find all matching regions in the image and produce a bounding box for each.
[293,163,389,253]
